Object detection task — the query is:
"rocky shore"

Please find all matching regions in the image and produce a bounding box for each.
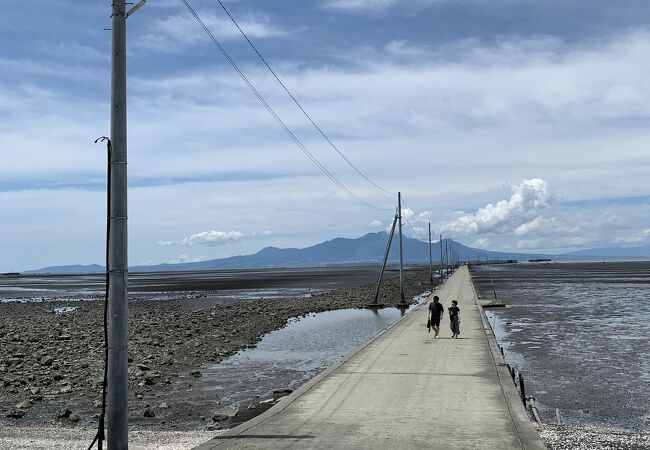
[0,269,432,432]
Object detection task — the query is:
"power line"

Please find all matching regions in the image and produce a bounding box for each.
[215,0,396,197]
[181,0,392,211]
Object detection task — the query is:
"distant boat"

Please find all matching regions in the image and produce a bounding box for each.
[528,258,552,263]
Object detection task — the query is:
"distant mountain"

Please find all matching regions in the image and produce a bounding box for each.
[26,232,541,274]
[562,245,650,257]
[26,264,105,274]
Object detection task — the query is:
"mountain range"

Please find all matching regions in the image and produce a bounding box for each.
[24,232,650,274]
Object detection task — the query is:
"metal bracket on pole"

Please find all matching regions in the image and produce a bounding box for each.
[126,0,146,18]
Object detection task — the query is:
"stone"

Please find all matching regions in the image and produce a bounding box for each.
[56,408,72,419]
[6,409,25,418]
[158,402,170,409]
[207,423,222,431]
[211,413,229,422]
[136,363,151,371]
[40,356,54,366]
[15,400,30,409]
[143,408,156,418]
[70,414,80,422]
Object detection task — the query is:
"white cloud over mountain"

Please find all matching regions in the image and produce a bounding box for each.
[442,179,554,236]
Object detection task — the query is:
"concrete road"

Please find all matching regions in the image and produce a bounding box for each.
[194,266,545,449]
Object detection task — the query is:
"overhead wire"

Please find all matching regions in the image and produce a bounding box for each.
[180,0,392,211]
[215,0,395,197]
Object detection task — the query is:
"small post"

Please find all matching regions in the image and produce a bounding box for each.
[397,192,406,305]
[518,372,526,406]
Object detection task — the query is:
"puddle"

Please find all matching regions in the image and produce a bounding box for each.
[195,292,429,409]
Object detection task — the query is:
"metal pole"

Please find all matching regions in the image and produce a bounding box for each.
[108,1,129,448]
[372,211,398,304]
[428,222,433,289]
[397,192,405,304]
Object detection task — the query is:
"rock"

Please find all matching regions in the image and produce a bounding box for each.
[272,388,293,397]
[190,370,202,378]
[57,334,72,341]
[136,363,151,371]
[70,414,80,422]
[158,402,170,409]
[93,400,102,408]
[15,400,30,409]
[6,409,25,418]
[40,356,54,366]
[143,408,156,418]
[56,408,72,419]
[207,423,222,431]
[211,413,229,422]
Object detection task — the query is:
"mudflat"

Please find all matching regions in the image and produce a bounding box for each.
[0,266,432,433]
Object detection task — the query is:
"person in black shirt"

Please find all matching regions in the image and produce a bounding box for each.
[428,295,445,338]
[449,300,461,338]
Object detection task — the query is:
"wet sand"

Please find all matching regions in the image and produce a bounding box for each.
[471,262,650,449]
[0,266,432,441]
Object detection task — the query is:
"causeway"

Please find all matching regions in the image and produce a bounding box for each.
[195,265,545,449]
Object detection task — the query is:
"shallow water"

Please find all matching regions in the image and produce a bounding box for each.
[195,292,428,409]
[473,262,650,429]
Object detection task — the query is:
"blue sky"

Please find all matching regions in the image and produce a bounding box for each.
[3,0,650,271]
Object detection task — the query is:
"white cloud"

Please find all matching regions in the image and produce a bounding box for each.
[370,219,383,227]
[442,179,554,236]
[135,10,286,53]
[158,230,244,247]
[169,254,206,264]
[180,230,244,246]
[325,0,398,11]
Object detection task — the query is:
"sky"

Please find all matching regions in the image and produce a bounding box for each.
[3,0,650,271]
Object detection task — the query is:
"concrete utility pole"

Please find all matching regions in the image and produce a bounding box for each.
[108,0,129,448]
[428,222,433,289]
[371,210,398,305]
[397,192,405,304]
[439,234,444,280]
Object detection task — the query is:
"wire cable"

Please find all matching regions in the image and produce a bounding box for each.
[87,137,111,450]
[215,0,395,197]
[180,0,392,211]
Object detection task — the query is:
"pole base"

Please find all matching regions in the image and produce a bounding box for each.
[396,303,410,308]
[364,303,386,309]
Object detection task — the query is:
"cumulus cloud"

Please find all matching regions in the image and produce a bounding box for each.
[159,230,244,247]
[442,179,554,236]
[168,254,206,264]
[370,219,383,227]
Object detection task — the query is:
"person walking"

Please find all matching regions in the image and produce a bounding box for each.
[428,295,444,338]
[449,300,461,338]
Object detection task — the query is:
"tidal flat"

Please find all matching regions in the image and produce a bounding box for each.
[472,261,650,449]
[0,266,431,447]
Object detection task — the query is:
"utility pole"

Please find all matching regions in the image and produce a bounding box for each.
[397,192,405,305]
[439,233,444,280]
[108,0,129,448]
[371,209,398,305]
[428,222,433,290]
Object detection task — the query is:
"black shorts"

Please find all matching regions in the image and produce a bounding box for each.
[430,317,441,327]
